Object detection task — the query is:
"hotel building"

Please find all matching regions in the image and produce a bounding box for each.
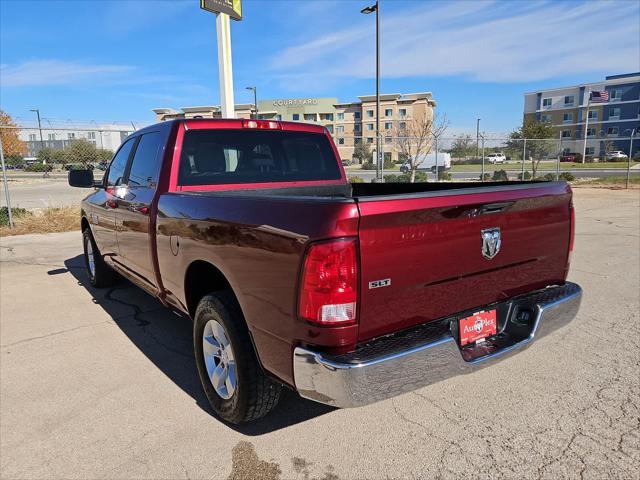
[153,92,437,163]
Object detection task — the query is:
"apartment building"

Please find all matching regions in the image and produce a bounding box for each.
[153,92,437,163]
[19,123,137,156]
[523,73,640,158]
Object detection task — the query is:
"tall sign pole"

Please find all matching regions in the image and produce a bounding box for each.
[216,13,235,118]
[200,0,243,119]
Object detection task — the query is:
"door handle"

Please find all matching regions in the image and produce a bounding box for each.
[128,205,149,215]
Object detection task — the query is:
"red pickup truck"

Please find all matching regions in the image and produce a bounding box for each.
[69,119,582,424]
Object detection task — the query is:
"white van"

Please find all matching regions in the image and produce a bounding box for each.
[400,152,452,173]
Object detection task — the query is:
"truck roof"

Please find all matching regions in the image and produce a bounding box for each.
[139,118,329,135]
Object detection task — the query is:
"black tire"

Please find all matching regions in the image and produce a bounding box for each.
[82,228,115,288]
[193,292,282,424]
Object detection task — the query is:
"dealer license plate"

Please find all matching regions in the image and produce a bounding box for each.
[459,309,497,346]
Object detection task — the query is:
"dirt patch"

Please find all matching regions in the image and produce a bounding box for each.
[228,441,281,480]
[0,207,80,236]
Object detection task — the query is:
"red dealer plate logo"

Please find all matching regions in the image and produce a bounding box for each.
[459,309,497,346]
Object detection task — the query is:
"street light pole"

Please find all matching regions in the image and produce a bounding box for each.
[628,129,635,189]
[581,89,591,164]
[30,109,44,158]
[480,133,485,182]
[246,86,257,119]
[476,118,480,160]
[361,1,382,181]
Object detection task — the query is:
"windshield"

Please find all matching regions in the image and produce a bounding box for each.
[178,129,342,186]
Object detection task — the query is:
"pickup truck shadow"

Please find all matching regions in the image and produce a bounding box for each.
[61,254,334,435]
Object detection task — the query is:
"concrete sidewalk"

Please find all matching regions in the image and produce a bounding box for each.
[1,189,639,479]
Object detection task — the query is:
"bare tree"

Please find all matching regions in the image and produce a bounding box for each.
[392,112,449,182]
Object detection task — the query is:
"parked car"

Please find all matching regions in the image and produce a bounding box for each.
[606,151,628,161]
[487,153,506,164]
[69,119,582,424]
[560,152,582,163]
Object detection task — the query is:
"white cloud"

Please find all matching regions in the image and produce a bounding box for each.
[269,0,640,84]
[0,60,132,87]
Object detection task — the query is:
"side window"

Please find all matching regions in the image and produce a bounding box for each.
[127,132,162,187]
[106,138,136,187]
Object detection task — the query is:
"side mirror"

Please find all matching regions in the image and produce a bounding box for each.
[68,169,96,188]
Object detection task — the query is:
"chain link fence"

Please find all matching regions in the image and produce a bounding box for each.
[0,125,135,226]
[334,134,639,184]
[1,125,638,226]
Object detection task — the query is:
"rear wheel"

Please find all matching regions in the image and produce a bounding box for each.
[82,229,115,288]
[193,292,282,424]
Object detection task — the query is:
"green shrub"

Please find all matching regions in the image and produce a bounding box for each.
[492,170,508,181]
[361,161,375,170]
[455,158,483,165]
[5,154,24,166]
[438,171,452,181]
[480,173,491,181]
[0,207,30,227]
[542,173,555,181]
[383,174,405,183]
[25,163,52,172]
[349,176,365,183]
[559,172,575,181]
[518,171,532,180]
[383,171,429,183]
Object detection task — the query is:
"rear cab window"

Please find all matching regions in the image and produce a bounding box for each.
[177,129,342,187]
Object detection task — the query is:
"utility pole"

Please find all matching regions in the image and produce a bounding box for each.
[30,109,44,159]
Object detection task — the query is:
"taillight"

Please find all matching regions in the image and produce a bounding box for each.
[569,201,575,254]
[299,238,358,325]
[565,199,575,278]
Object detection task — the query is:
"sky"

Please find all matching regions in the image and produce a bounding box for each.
[1,0,639,135]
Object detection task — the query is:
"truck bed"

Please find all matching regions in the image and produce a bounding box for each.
[158,180,571,349]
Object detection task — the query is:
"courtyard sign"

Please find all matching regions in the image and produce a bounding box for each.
[272,98,319,107]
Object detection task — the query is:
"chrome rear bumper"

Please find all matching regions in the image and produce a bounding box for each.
[293,282,582,407]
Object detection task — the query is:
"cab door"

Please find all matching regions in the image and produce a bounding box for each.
[114,131,163,289]
[92,136,138,262]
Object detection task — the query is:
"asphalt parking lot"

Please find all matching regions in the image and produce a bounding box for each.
[1,187,638,479]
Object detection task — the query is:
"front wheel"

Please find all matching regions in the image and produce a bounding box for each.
[82,229,115,288]
[193,292,282,424]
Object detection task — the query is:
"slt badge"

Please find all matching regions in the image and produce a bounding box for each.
[481,227,501,260]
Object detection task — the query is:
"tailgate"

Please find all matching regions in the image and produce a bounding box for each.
[355,183,572,342]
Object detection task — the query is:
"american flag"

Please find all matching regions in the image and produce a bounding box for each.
[590,90,609,103]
